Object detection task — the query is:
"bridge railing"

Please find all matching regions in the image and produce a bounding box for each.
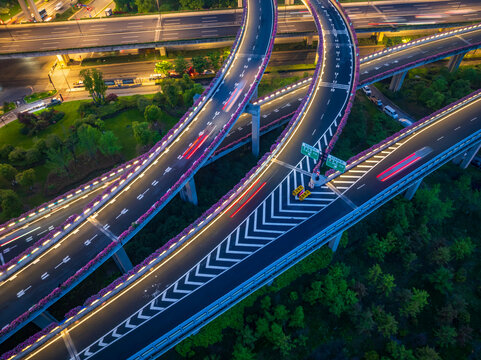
[127,127,481,360]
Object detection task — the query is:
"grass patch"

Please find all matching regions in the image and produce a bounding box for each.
[24,90,56,103]
[257,74,304,98]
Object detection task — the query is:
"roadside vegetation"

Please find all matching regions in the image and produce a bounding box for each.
[1,64,479,358]
[376,64,481,119]
[0,69,202,222]
[113,0,237,14]
[24,90,57,104]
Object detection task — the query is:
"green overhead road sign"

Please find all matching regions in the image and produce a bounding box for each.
[326,154,347,172]
[301,142,320,161]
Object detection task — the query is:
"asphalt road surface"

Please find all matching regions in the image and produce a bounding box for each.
[0,0,276,343]
[2,0,481,55]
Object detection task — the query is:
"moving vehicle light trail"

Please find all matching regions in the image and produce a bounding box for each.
[377,147,432,182]
[230,182,267,218]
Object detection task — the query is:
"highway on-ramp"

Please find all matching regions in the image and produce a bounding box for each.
[4,0,358,358]
[0,0,276,342]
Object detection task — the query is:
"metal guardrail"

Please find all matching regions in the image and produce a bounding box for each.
[130,128,481,360]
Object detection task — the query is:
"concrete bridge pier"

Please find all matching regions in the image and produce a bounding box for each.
[329,232,343,252]
[454,141,481,169]
[17,0,30,20]
[26,0,42,22]
[113,245,134,274]
[238,0,242,7]
[285,0,294,4]
[389,71,407,92]
[180,177,198,206]
[245,103,260,157]
[404,178,423,201]
[447,51,467,73]
[32,310,57,329]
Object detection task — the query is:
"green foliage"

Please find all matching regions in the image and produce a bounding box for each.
[154,60,173,76]
[79,68,108,105]
[15,169,36,189]
[132,121,159,146]
[136,96,151,114]
[46,146,71,175]
[77,125,101,159]
[318,263,358,316]
[434,325,457,348]
[98,131,122,157]
[451,237,475,260]
[385,341,416,360]
[179,0,204,10]
[400,288,429,319]
[428,266,453,294]
[414,346,441,360]
[365,232,396,262]
[8,147,27,166]
[372,306,398,338]
[208,51,222,71]
[192,56,208,73]
[0,189,22,218]
[0,163,17,183]
[174,56,188,74]
[288,306,305,328]
[135,0,155,12]
[144,104,162,123]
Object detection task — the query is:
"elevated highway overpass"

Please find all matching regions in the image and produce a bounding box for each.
[1,3,481,353]
[1,0,481,57]
[4,0,481,358]
[0,0,277,344]
[2,20,480,267]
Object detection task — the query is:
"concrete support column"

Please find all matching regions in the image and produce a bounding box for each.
[305,36,313,46]
[245,103,260,157]
[389,71,407,92]
[32,310,57,329]
[26,0,42,22]
[180,177,198,206]
[61,330,80,360]
[459,141,481,169]
[56,54,70,67]
[447,52,467,73]
[285,0,294,4]
[404,178,423,201]
[113,245,133,274]
[329,232,342,252]
[17,0,30,20]
[375,32,384,44]
[238,0,242,7]
[157,47,167,57]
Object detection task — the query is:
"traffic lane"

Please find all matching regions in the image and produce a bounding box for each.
[0,183,109,263]
[92,0,275,236]
[0,23,243,54]
[359,28,481,82]
[345,100,481,207]
[25,0,343,356]
[0,221,112,329]
[69,1,351,355]
[217,86,306,153]
[0,0,274,333]
[65,157,291,360]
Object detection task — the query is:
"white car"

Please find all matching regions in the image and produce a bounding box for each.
[54,3,63,11]
[362,86,372,96]
[383,105,399,119]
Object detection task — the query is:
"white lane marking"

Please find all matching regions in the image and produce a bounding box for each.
[84,234,98,246]
[115,208,129,220]
[357,184,366,190]
[454,126,461,131]
[16,285,31,298]
[152,180,159,186]
[437,136,444,141]
[55,256,71,269]
[0,252,4,266]
[41,272,49,280]
[0,226,41,244]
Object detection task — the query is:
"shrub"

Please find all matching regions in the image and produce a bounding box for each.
[105,93,118,103]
